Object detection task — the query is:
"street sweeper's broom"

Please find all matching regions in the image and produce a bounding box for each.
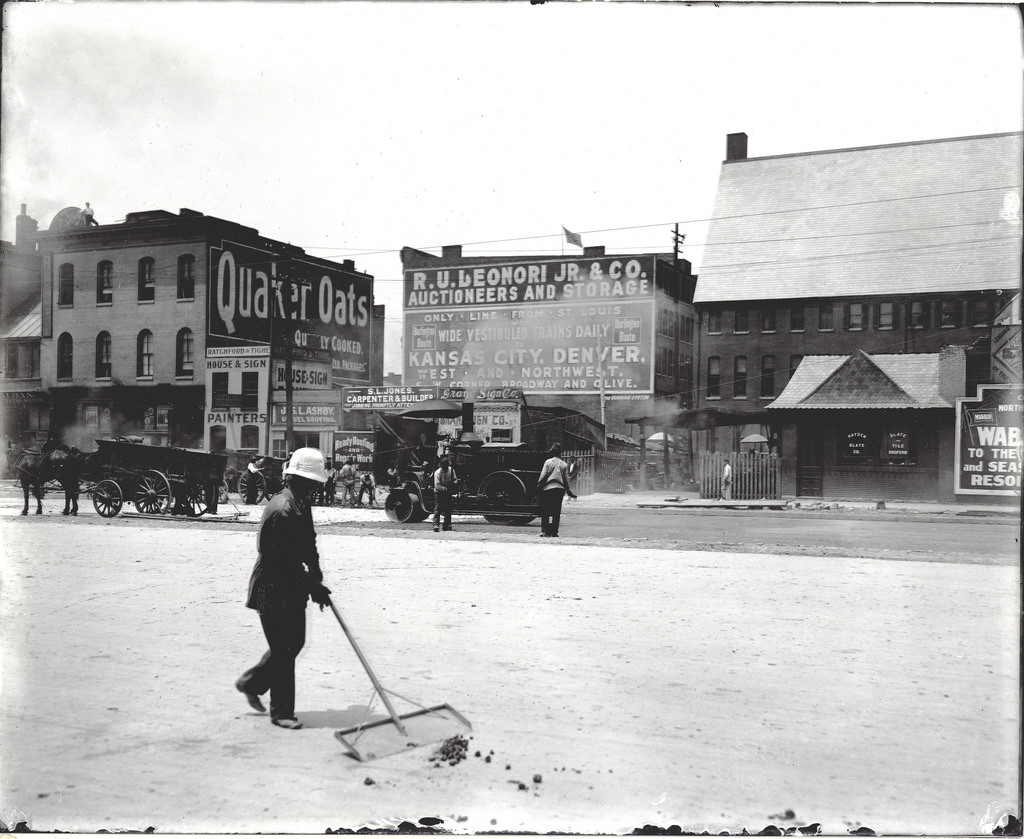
[326,596,472,761]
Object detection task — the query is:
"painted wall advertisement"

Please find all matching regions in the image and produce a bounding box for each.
[402,256,656,395]
[955,383,1023,495]
[333,431,374,472]
[208,240,373,384]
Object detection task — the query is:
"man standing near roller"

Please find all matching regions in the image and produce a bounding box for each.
[536,443,577,537]
[236,448,332,730]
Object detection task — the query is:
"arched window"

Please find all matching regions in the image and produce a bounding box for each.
[59,263,75,306]
[176,328,194,378]
[177,254,195,300]
[96,261,113,304]
[57,333,73,379]
[137,330,154,378]
[138,257,155,302]
[95,332,112,379]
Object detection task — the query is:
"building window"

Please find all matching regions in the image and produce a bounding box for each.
[876,301,898,331]
[138,257,155,302]
[790,306,805,332]
[761,307,776,333]
[839,428,876,466]
[789,354,803,383]
[57,333,73,379]
[939,298,962,329]
[733,356,747,399]
[241,425,260,451]
[734,308,749,334]
[818,303,834,331]
[706,356,721,398]
[175,328,194,378]
[970,297,993,327]
[177,254,195,300]
[882,427,914,466]
[242,371,260,411]
[137,330,154,377]
[58,263,75,306]
[844,302,866,331]
[707,311,721,334]
[209,425,227,451]
[760,355,775,398]
[95,332,112,379]
[5,342,40,379]
[212,372,229,397]
[909,300,930,329]
[96,261,113,304]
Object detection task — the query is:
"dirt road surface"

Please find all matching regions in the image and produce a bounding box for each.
[0,495,1019,835]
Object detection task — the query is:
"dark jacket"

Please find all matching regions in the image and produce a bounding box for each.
[245,487,322,614]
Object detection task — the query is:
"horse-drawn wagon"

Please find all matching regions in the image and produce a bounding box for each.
[87,438,227,517]
[13,438,226,518]
[219,451,285,503]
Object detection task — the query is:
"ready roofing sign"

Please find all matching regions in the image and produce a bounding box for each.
[402,256,655,395]
[208,241,372,384]
[955,384,1023,496]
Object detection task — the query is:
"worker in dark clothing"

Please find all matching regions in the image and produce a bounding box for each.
[235,448,332,730]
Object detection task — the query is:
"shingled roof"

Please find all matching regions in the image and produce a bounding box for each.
[695,132,1023,304]
[768,350,964,410]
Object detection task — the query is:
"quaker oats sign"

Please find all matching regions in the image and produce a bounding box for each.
[402,256,656,395]
[955,383,1023,496]
[208,241,373,385]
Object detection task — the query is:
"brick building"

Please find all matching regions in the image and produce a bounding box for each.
[19,206,377,456]
[399,244,698,451]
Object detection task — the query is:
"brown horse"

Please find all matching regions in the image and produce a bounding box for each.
[12,446,88,516]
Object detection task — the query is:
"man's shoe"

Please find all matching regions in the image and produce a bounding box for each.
[433,527,439,532]
[235,679,265,713]
[271,717,302,730]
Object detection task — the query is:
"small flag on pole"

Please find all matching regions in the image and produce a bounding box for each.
[562,226,583,248]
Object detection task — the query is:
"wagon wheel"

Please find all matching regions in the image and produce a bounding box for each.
[184,483,209,517]
[92,479,123,518]
[480,471,535,525]
[134,470,173,515]
[238,470,266,504]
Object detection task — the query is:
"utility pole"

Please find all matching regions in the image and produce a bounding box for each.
[672,224,685,267]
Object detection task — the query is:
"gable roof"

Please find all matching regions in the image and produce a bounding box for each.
[695,132,1023,304]
[769,350,957,409]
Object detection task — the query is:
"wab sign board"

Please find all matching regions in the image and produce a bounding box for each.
[955,384,1023,496]
[402,256,656,395]
[207,240,373,385]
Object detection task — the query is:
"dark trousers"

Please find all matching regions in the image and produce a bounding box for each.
[433,488,453,529]
[540,488,566,535]
[238,608,306,720]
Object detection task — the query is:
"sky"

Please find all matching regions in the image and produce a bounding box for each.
[2,1,1021,375]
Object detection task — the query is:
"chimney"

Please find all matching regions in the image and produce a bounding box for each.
[726,132,748,161]
[15,204,38,248]
[583,245,605,257]
[456,402,484,447]
[442,245,462,259]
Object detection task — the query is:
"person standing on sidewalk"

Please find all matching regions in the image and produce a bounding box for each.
[432,456,458,532]
[721,458,733,500]
[536,443,576,537]
[236,448,332,730]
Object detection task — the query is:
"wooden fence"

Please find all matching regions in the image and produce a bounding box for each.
[700,451,780,500]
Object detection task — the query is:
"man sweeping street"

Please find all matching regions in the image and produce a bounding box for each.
[235,448,332,730]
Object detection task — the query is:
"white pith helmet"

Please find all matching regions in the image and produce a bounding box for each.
[283,447,328,483]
